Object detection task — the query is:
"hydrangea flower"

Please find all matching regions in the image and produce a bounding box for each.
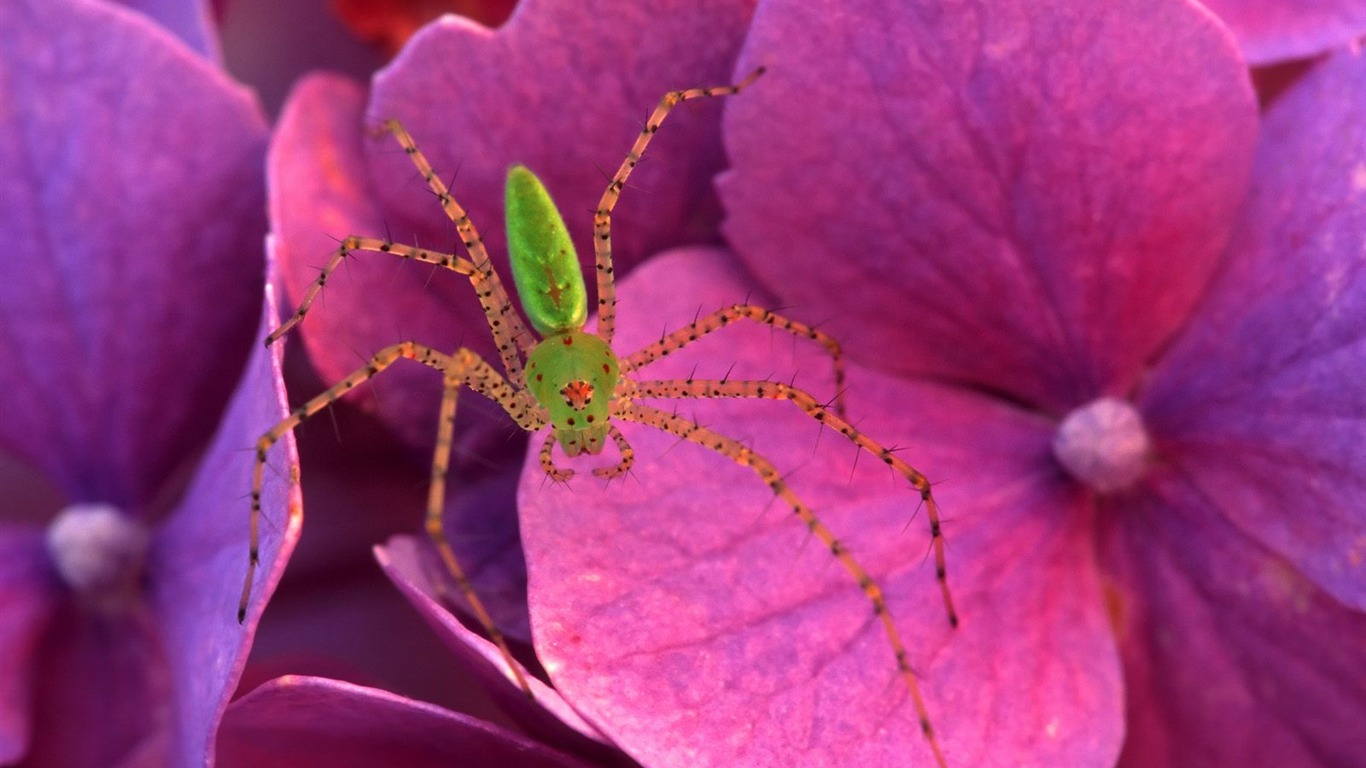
[0,1,297,765]
[227,0,1366,766]
[508,0,1366,765]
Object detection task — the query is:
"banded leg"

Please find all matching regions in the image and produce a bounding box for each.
[619,403,947,768]
[241,342,544,694]
[243,341,454,620]
[376,120,536,373]
[427,355,543,696]
[622,303,849,417]
[593,67,766,346]
[593,424,634,479]
[269,235,534,387]
[631,378,957,628]
[538,423,635,481]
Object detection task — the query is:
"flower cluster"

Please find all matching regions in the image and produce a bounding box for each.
[1,0,1363,766]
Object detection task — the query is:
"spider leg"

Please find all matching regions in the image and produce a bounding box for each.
[617,403,947,768]
[426,350,545,696]
[631,377,956,628]
[592,424,635,479]
[538,424,634,481]
[538,432,574,482]
[242,341,544,695]
[622,303,849,417]
[271,120,538,388]
[593,67,765,346]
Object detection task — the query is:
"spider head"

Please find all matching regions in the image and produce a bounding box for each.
[525,330,620,457]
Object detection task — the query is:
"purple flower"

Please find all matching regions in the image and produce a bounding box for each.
[500,0,1366,766]
[223,0,1366,766]
[0,1,297,765]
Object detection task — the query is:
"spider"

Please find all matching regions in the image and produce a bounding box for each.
[239,67,957,766]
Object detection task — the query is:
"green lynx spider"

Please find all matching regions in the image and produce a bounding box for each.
[240,68,956,766]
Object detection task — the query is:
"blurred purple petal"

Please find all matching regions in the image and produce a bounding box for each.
[271,0,755,451]
[519,248,1121,766]
[0,0,267,513]
[217,676,594,768]
[109,0,222,60]
[1141,49,1366,610]
[720,0,1257,412]
[1102,478,1366,768]
[1199,0,1366,63]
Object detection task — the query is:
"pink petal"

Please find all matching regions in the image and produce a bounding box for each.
[0,532,58,763]
[519,248,1122,766]
[1200,0,1366,64]
[376,538,623,760]
[720,0,1257,412]
[217,676,593,767]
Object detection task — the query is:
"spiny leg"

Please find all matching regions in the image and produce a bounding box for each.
[622,303,849,418]
[593,67,766,346]
[618,403,947,768]
[244,341,455,620]
[375,120,537,375]
[425,353,548,696]
[629,378,957,628]
[242,341,545,695]
[593,424,634,479]
[538,424,634,481]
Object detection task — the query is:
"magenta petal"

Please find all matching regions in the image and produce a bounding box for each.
[520,248,1122,766]
[720,0,1257,411]
[27,603,173,768]
[1200,0,1366,63]
[0,0,267,511]
[1102,476,1366,768]
[271,0,754,450]
[1142,50,1366,610]
[0,532,57,763]
[217,676,593,768]
[149,286,299,768]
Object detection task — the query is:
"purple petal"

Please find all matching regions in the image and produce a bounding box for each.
[0,532,58,763]
[1101,475,1366,768]
[270,0,754,450]
[217,676,593,768]
[376,537,623,761]
[1199,0,1366,64]
[519,248,1122,766]
[1141,50,1366,610]
[149,283,300,768]
[108,0,222,60]
[720,0,1257,412]
[0,0,267,512]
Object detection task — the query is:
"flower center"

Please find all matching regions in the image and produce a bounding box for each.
[1052,397,1151,494]
[45,503,149,613]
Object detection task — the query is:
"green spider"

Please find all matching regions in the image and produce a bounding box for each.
[239,68,956,767]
